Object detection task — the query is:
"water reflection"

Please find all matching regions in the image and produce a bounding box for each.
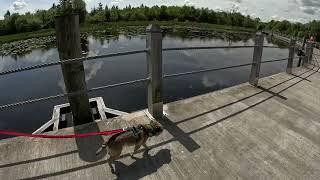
[0,32,294,137]
[85,62,104,82]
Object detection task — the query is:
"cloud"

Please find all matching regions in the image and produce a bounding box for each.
[271,14,306,23]
[300,0,320,7]
[0,16,4,20]
[201,75,226,88]
[228,0,242,3]
[0,0,319,24]
[84,61,103,81]
[184,0,194,6]
[111,0,124,5]
[302,8,316,15]
[12,0,28,11]
[298,0,320,15]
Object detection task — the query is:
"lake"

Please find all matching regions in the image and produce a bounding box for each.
[0,33,296,138]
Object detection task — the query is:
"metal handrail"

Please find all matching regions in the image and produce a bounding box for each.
[261,58,289,64]
[163,63,252,79]
[0,45,285,77]
[0,49,148,76]
[0,44,295,110]
[162,45,256,51]
[0,78,150,110]
[263,46,282,48]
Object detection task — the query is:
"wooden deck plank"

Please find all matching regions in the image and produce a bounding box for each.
[1,66,320,180]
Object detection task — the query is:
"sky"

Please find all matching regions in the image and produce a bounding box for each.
[0,0,319,23]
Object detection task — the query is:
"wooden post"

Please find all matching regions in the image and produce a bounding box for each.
[286,39,296,74]
[298,37,306,67]
[309,43,314,64]
[302,37,306,50]
[249,33,264,86]
[55,14,93,126]
[146,24,163,120]
[304,42,311,67]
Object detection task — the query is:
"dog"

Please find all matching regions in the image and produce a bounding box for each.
[96,120,163,174]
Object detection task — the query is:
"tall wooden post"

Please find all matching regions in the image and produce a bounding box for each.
[249,33,264,86]
[146,24,163,120]
[55,14,93,125]
[286,39,296,74]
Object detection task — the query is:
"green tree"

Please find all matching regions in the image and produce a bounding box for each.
[73,0,87,23]
[5,13,20,34]
[98,2,103,11]
[110,6,119,21]
[15,15,41,32]
[159,6,168,20]
[199,8,209,22]
[0,20,6,35]
[4,10,11,19]
[0,2,318,41]
[57,0,73,15]
[105,5,111,21]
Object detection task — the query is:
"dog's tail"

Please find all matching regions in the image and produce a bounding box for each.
[96,143,107,156]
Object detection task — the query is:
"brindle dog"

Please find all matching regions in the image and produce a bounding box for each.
[96,120,163,173]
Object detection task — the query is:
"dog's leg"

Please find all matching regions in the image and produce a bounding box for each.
[142,138,150,151]
[108,147,122,174]
[143,143,150,151]
[108,161,115,174]
[130,144,142,158]
[108,154,121,174]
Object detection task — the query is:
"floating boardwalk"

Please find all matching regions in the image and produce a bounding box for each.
[1,65,320,179]
[0,22,319,179]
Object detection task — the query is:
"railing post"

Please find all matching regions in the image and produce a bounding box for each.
[55,14,93,125]
[302,37,306,50]
[298,37,306,67]
[309,43,314,64]
[286,39,296,74]
[146,24,163,120]
[304,42,312,66]
[249,33,264,86]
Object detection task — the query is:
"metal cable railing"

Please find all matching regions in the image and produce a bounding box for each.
[0,45,284,77]
[0,44,298,110]
[263,46,284,49]
[162,45,256,51]
[0,78,150,110]
[163,63,252,79]
[261,58,289,64]
[0,49,148,76]
[162,46,281,52]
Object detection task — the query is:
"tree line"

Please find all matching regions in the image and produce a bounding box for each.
[264,20,320,41]
[0,0,319,41]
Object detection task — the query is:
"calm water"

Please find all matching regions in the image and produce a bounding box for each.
[0,34,296,137]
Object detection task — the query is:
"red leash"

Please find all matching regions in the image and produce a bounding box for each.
[0,129,125,139]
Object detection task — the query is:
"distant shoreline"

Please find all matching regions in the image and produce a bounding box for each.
[0,21,255,44]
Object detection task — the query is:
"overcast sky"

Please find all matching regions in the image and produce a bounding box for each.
[0,0,319,23]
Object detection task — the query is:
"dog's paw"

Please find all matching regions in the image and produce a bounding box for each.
[110,168,116,174]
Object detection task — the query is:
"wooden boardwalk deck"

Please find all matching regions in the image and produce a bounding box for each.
[1,66,320,179]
